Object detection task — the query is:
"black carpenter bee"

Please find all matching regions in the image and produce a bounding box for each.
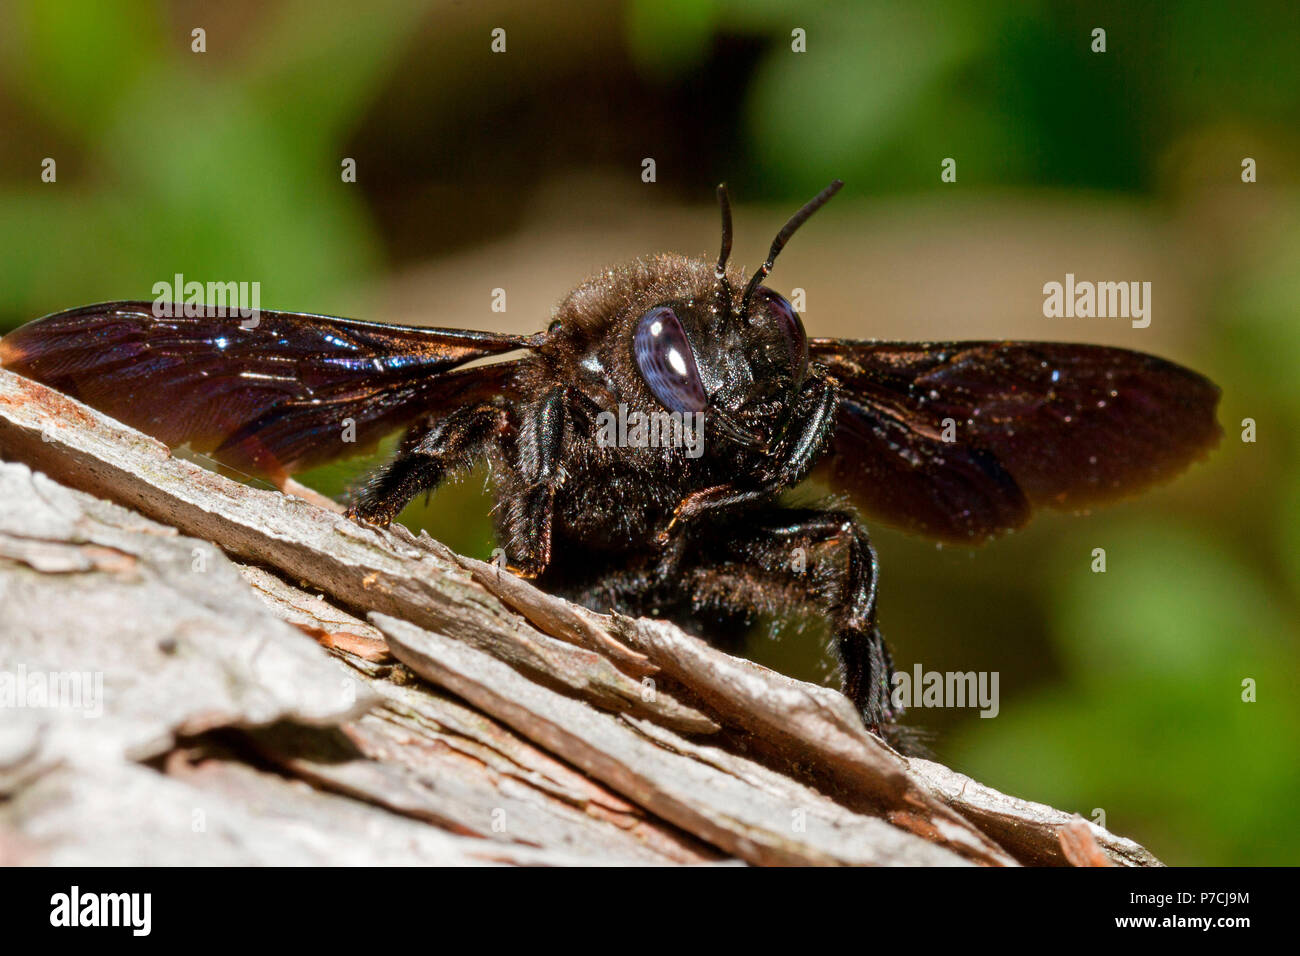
[0,181,1221,741]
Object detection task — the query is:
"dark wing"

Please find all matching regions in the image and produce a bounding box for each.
[0,301,529,476]
[810,339,1221,543]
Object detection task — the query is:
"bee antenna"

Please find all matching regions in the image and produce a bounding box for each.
[741,179,843,315]
[714,182,735,316]
[715,182,733,277]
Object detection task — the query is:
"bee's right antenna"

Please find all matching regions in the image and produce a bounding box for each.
[740,179,843,316]
[715,182,733,277]
[714,182,734,316]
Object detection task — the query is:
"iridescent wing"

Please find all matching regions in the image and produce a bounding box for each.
[0,301,528,476]
[811,339,1221,543]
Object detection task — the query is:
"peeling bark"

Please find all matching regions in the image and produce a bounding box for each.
[0,367,1160,866]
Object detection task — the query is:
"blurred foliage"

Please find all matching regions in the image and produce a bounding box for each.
[630,0,1300,198]
[0,0,431,321]
[1,0,1297,863]
[953,522,1300,864]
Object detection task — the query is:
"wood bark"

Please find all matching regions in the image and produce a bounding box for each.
[0,367,1159,866]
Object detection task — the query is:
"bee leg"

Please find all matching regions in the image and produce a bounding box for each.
[347,403,509,526]
[655,372,839,542]
[671,506,902,737]
[499,386,568,578]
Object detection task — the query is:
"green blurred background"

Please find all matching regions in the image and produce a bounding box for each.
[1,0,1296,864]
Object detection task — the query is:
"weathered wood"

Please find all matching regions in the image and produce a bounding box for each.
[906,758,1158,867]
[0,460,715,864]
[0,366,1161,865]
[7,755,624,867]
[379,614,970,866]
[0,462,375,762]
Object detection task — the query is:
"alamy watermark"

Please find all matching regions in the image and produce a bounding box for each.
[595,403,704,458]
[891,663,999,718]
[152,273,261,328]
[0,665,103,718]
[1042,273,1151,328]
[50,886,150,936]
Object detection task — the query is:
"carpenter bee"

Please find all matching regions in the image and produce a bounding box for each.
[0,181,1221,741]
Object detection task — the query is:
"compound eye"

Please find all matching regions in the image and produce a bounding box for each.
[757,288,808,382]
[633,305,707,413]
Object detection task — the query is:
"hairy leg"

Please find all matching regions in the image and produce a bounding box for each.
[565,505,901,734]
[688,507,897,731]
[347,403,509,525]
[654,372,839,543]
[497,386,568,577]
